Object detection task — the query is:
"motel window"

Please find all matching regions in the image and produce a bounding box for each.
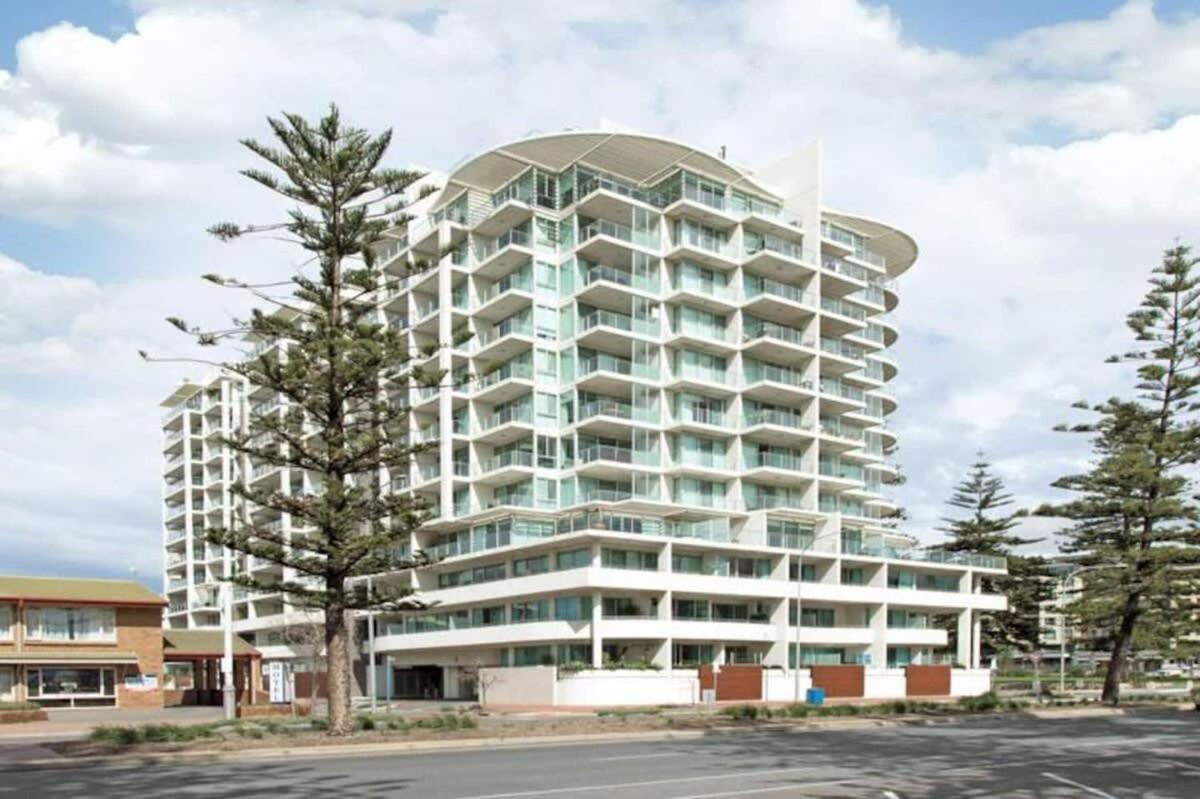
[0,605,11,640]
[26,667,116,698]
[24,607,116,643]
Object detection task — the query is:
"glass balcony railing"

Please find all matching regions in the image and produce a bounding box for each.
[672,320,731,343]
[672,224,731,257]
[583,263,632,287]
[744,275,815,306]
[819,460,865,481]
[672,362,728,384]
[482,450,534,472]
[820,378,865,402]
[478,227,531,260]
[577,172,665,208]
[476,319,534,348]
[675,406,727,426]
[483,404,534,430]
[821,337,866,362]
[578,309,658,337]
[743,408,809,430]
[478,271,533,304]
[477,359,534,390]
[579,219,660,250]
[822,256,868,282]
[821,297,867,321]
[820,420,865,441]
[579,398,633,420]
[746,451,810,472]
[744,234,805,261]
[579,444,635,464]
[672,273,736,301]
[743,319,814,348]
[744,361,813,389]
[578,351,658,381]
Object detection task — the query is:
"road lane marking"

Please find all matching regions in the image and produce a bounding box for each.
[670,780,859,799]
[1041,772,1117,798]
[1158,758,1200,776]
[452,766,833,799]
[591,752,680,761]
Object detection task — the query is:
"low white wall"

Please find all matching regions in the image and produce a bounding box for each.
[951,669,992,697]
[763,669,812,703]
[479,665,556,707]
[555,670,698,707]
[864,669,907,699]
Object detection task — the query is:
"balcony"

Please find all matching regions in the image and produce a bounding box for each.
[667,362,734,396]
[820,337,867,377]
[668,272,738,313]
[474,318,534,361]
[477,449,535,485]
[742,233,810,273]
[475,268,533,321]
[668,222,735,268]
[668,319,735,355]
[819,378,866,414]
[578,219,660,257]
[821,256,869,296]
[742,359,814,404]
[577,308,657,347]
[476,228,533,278]
[742,318,815,365]
[475,358,534,403]
[477,403,535,445]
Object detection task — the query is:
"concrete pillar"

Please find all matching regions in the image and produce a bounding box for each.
[972,615,981,669]
[590,590,603,668]
[870,603,888,669]
[956,609,972,668]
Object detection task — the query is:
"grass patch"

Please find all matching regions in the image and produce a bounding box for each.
[597,707,663,718]
[0,701,41,711]
[89,721,227,746]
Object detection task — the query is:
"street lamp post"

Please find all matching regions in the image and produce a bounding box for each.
[222,582,235,721]
[1055,563,1108,696]
[794,526,840,704]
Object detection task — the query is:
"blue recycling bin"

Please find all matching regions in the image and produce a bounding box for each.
[806,687,825,705]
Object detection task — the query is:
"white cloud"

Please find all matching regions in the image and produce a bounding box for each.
[2,0,1200,578]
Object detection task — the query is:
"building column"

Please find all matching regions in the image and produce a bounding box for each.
[956,609,972,668]
[590,590,603,669]
[972,614,982,669]
[870,603,888,669]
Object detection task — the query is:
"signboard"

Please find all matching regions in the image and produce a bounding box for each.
[124,674,158,691]
[267,661,290,704]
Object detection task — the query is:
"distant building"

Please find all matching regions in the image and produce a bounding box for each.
[0,575,165,708]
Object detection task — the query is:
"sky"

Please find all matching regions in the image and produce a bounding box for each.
[2,0,1200,588]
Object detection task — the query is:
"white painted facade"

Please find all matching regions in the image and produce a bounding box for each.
[158,132,1007,701]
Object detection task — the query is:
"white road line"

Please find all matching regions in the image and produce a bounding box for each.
[591,752,680,761]
[1159,758,1200,776]
[452,766,830,799]
[671,780,858,799]
[1041,772,1117,798]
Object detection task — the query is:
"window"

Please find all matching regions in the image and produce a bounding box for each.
[554,596,592,621]
[26,667,116,697]
[842,567,865,586]
[556,548,591,571]
[437,563,506,589]
[789,562,817,582]
[0,605,11,641]
[673,643,714,668]
[672,553,704,574]
[601,548,658,571]
[510,600,549,624]
[25,607,116,642]
[673,598,708,620]
[718,556,771,579]
[602,597,641,617]
[513,555,549,577]
[513,646,554,667]
[767,519,815,550]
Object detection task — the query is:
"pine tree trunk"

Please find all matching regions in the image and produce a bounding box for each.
[325,603,353,735]
[1102,596,1139,705]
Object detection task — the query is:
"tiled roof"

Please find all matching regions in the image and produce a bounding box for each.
[0,575,165,605]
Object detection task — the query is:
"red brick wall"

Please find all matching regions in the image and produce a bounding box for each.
[115,606,165,709]
[699,665,763,701]
[810,665,865,698]
[905,665,951,697]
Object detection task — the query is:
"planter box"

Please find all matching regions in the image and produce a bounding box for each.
[0,709,49,724]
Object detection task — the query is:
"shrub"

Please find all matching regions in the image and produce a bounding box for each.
[88,722,222,746]
[719,704,760,720]
[596,707,663,718]
[0,701,41,711]
[956,692,1001,712]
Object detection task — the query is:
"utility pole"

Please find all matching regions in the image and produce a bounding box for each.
[367,576,377,713]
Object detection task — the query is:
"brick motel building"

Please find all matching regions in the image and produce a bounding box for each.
[1,575,261,710]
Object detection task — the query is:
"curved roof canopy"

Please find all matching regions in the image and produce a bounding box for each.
[824,210,919,277]
[437,131,778,206]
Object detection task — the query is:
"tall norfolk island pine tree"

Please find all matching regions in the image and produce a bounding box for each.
[937,456,1048,659]
[149,107,441,735]
[1040,245,1200,704]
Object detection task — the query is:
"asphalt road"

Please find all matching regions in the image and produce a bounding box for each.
[4,709,1198,798]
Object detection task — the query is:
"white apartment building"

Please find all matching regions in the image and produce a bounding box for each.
[159,131,1007,703]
